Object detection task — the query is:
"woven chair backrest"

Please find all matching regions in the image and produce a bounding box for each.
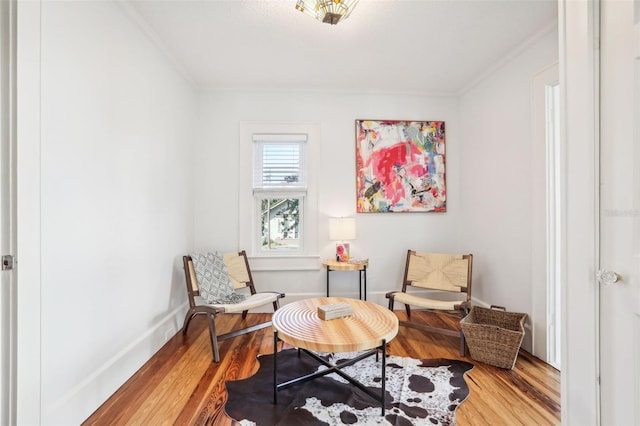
[406,251,470,293]
[223,252,251,290]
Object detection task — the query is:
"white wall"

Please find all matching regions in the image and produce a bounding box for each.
[22,1,196,423]
[458,27,559,351]
[195,91,463,305]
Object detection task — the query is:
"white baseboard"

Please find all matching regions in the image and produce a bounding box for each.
[259,292,494,310]
[252,291,391,310]
[43,303,188,425]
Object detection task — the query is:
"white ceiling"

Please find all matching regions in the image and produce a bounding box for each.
[125,0,558,94]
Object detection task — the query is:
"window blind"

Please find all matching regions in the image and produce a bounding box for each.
[253,134,307,189]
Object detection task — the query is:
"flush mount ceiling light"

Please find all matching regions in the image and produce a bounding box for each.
[295,0,360,25]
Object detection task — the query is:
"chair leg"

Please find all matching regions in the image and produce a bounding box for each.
[405,304,411,319]
[459,308,467,357]
[241,310,248,320]
[273,300,279,311]
[207,314,220,362]
[388,298,394,310]
[182,310,196,335]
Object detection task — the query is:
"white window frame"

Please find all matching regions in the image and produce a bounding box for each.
[254,193,305,253]
[239,121,320,271]
[253,133,308,256]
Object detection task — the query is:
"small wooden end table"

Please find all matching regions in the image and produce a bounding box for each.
[323,259,368,300]
[272,297,398,416]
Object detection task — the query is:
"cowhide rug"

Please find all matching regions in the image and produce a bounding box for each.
[223,349,474,425]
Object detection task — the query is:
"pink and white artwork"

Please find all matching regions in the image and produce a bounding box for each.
[356,120,446,213]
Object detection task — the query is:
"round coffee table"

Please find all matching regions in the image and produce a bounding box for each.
[272,297,399,415]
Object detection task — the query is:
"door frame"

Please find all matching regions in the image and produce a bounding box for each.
[531,62,560,367]
[0,0,17,424]
[16,0,43,424]
[559,0,601,424]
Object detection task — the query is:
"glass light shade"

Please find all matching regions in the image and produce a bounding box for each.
[329,217,356,241]
[295,0,360,25]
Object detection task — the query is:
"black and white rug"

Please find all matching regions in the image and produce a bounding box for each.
[224,349,474,425]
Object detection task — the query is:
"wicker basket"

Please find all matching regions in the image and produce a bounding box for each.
[460,305,527,369]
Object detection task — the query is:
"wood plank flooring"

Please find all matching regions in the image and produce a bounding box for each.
[83,311,560,425]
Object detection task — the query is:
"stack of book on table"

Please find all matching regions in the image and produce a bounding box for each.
[317,302,353,320]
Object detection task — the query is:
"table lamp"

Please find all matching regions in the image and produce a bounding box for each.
[329,217,356,262]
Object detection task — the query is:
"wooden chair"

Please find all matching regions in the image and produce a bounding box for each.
[182,250,285,362]
[386,250,473,356]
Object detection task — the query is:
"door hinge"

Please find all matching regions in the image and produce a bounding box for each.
[2,255,14,271]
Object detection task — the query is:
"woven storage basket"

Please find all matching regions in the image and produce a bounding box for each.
[460,305,527,369]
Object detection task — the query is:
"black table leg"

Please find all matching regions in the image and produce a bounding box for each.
[326,266,330,297]
[381,338,386,416]
[273,340,388,416]
[273,331,278,404]
[363,266,367,301]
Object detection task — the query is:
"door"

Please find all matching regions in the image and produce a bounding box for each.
[599,0,640,424]
[0,0,17,424]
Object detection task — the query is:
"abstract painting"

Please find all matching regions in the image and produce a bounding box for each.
[356,120,446,213]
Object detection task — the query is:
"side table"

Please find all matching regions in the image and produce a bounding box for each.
[322,259,368,300]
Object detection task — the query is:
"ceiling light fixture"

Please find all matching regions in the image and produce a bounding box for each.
[295,0,360,25]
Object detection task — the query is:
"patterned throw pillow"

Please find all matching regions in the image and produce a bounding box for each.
[190,252,246,304]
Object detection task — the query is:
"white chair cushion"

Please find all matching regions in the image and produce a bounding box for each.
[390,291,461,311]
[195,292,279,313]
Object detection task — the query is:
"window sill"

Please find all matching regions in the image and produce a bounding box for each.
[247,254,322,271]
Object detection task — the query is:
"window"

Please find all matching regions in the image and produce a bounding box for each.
[239,122,319,271]
[253,134,306,253]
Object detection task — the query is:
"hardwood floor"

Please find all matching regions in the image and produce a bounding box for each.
[83,311,560,425]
